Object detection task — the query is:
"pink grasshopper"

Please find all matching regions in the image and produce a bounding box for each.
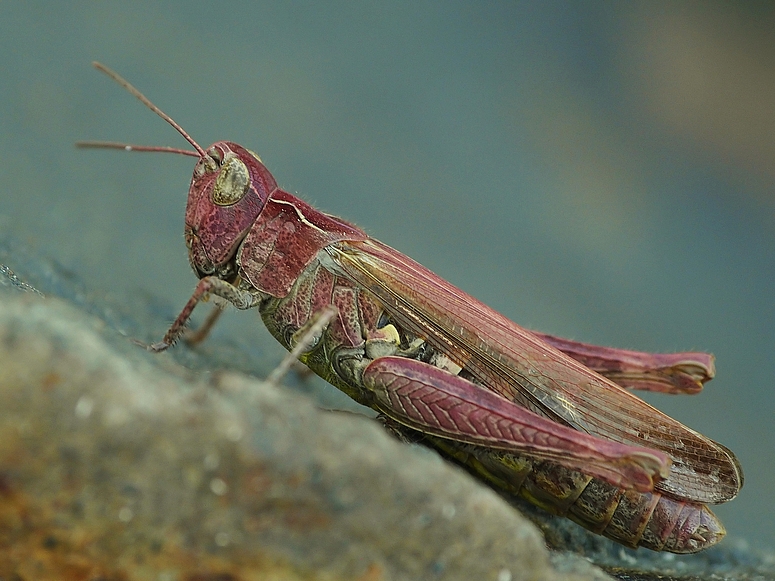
[79,63,742,553]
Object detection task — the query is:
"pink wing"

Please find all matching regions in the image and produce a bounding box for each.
[532,331,715,395]
[326,239,742,504]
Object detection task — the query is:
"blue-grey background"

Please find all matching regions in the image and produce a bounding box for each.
[1,2,773,550]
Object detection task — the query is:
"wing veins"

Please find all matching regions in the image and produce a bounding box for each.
[326,240,742,503]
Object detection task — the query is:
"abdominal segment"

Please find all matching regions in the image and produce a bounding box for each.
[420,436,724,553]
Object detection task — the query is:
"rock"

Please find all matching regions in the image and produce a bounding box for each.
[0,251,596,580]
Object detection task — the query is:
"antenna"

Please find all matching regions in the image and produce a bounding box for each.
[75,141,201,157]
[76,62,208,159]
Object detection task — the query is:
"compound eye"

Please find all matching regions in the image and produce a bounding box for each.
[211,156,250,206]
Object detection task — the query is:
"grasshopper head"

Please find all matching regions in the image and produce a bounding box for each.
[77,64,279,282]
[185,141,277,279]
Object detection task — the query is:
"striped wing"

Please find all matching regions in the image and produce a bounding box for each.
[326,239,742,504]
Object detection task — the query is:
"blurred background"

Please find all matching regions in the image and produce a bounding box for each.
[1,1,773,550]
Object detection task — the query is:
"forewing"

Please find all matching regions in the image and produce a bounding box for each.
[325,239,742,504]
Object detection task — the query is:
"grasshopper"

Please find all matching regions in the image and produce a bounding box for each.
[79,63,742,553]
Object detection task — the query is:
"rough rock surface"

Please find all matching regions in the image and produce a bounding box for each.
[1,235,773,581]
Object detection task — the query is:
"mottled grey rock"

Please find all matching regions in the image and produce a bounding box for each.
[0,291,597,580]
